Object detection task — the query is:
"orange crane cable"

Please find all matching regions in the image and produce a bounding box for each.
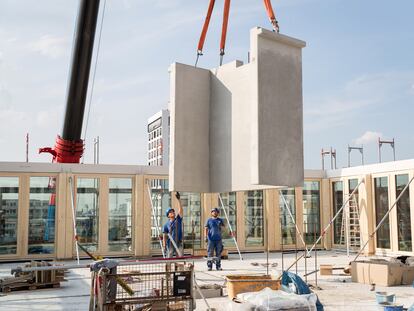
[263,0,279,32]
[197,0,216,55]
[220,0,231,59]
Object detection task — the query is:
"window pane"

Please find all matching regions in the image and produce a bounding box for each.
[28,177,56,254]
[303,181,321,245]
[374,177,390,249]
[218,192,237,247]
[332,182,343,245]
[108,178,132,252]
[149,179,170,250]
[244,190,264,246]
[348,179,359,200]
[182,193,201,249]
[0,177,19,255]
[279,188,296,245]
[396,174,412,252]
[76,178,99,252]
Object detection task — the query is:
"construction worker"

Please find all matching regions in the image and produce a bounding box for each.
[162,191,183,258]
[205,207,225,271]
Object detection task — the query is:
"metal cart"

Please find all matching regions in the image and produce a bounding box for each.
[91,259,195,311]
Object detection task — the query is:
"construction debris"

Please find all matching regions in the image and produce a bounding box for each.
[232,288,318,311]
[0,261,66,293]
[226,275,281,300]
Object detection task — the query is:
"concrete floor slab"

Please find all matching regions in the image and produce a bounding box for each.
[1,252,414,310]
[169,27,306,193]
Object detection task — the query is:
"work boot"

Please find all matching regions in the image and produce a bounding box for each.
[208,267,212,271]
[216,267,222,271]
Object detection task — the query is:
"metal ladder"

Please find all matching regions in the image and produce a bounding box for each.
[339,193,361,254]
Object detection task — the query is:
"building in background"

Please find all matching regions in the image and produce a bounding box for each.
[147,109,170,166]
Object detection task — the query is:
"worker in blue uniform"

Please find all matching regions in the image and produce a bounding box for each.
[205,207,225,270]
[163,191,183,257]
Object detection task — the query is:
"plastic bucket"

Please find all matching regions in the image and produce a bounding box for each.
[375,292,396,304]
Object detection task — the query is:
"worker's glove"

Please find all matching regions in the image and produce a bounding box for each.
[205,237,208,243]
[175,192,180,200]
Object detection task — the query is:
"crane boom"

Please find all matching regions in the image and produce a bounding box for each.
[40,0,100,163]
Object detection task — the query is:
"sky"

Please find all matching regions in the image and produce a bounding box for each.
[0,0,413,169]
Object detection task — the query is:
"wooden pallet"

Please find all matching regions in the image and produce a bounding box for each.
[1,281,61,293]
[0,261,66,293]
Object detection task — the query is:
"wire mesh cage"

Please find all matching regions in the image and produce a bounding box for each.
[94,259,195,311]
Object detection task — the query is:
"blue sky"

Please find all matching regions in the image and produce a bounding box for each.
[0,0,413,168]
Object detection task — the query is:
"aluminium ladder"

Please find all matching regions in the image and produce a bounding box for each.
[339,193,361,255]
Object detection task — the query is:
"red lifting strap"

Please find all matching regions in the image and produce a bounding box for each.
[220,0,231,56]
[263,0,279,32]
[197,0,216,55]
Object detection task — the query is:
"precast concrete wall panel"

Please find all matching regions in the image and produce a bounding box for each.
[253,28,305,187]
[168,63,210,192]
[169,27,306,193]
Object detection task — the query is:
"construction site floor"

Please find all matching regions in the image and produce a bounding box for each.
[0,251,413,310]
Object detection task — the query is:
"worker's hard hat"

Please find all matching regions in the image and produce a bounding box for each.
[166,208,175,217]
[211,207,220,213]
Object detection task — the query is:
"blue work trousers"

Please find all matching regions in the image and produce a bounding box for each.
[207,239,223,269]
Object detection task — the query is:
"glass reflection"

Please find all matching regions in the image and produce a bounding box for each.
[149,179,170,250]
[332,182,343,245]
[374,177,390,249]
[0,177,19,255]
[76,178,99,252]
[218,192,237,247]
[303,181,321,245]
[28,177,55,254]
[244,190,264,246]
[279,188,296,245]
[108,178,132,252]
[181,192,201,249]
[396,174,412,251]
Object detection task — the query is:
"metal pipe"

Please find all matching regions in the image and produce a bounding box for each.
[218,194,243,260]
[17,257,207,272]
[69,177,80,264]
[62,0,100,141]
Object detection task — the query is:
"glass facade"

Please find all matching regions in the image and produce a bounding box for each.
[76,178,100,252]
[244,190,264,246]
[396,174,412,252]
[349,179,359,201]
[108,178,132,252]
[218,192,237,246]
[279,188,296,245]
[28,177,55,254]
[181,193,201,249]
[149,179,170,250]
[332,181,343,245]
[303,181,321,245]
[0,177,19,255]
[374,177,390,249]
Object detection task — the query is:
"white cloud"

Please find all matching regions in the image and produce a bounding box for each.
[353,131,382,145]
[29,35,67,59]
[305,71,414,131]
